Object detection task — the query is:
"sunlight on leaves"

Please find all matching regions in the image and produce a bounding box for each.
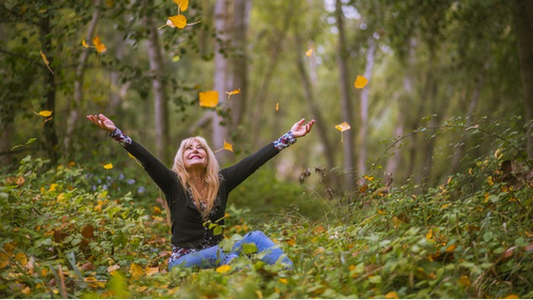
[92,35,106,53]
[103,163,113,170]
[215,264,231,273]
[40,50,54,74]
[306,48,313,57]
[225,88,240,99]
[199,90,219,107]
[354,75,368,89]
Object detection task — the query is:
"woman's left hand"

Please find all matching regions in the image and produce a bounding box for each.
[290,118,316,138]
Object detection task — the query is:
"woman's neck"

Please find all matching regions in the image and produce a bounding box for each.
[189,170,206,191]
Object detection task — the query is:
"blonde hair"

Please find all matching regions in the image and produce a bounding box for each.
[172,137,220,220]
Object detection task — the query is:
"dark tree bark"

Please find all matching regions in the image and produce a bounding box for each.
[512,0,533,158]
[335,0,356,189]
[40,12,59,165]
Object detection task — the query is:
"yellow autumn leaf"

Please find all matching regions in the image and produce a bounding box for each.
[107,265,120,273]
[216,264,231,273]
[275,102,280,111]
[504,295,520,299]
[145,266,159,276]
[224,140,233,152]
[440,203,451,209]
[306,48,313,57]
[34,110,53,117]
[103,163,113,169]
[335,122,351,143]
[426,229,433,240]
[85,276,106,288]
[173,0,189,11]
[384,291,399,299]
[459,275,471,287]
[354,75,368,89]
[335,122,351,132]
[278,278,288,284]
[199,90,219,107]
[130,263,145,280]
[82,40,89,48]
[168,15,187,29]
[15,252,28,267]
[0,253,10,269]
[49,183,58,192]
[92,35,106,53]
[40,50,54,74]
[225,88,241,99]
[445,244,456,252]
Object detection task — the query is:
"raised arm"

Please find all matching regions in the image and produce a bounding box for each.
[87,114,176,193]
[223,118,315,191]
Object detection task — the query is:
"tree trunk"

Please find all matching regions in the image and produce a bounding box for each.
[145,16,169,162]
[512,0,533,158]
[212,0,231,164]
[357,38,376,176]
[335,0,356,189]
[64,0,102,154]
[250,3,294,149]
[40,13,59,165]
[294,32,337,188]
[109,36,127,115]
[229,0,250,129]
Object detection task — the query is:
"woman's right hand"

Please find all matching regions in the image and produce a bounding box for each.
[86,114,116,133]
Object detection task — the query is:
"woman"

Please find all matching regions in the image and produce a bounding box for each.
[87,113,315,271]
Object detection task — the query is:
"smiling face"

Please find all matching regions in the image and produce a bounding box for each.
[183,140,208,170]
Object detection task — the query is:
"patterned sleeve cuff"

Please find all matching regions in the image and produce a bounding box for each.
[273,131,297,150]
[109,128,132,146]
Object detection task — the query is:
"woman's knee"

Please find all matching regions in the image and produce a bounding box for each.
[245,230,268,240]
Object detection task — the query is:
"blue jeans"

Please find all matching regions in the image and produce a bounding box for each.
[168,231,293,271]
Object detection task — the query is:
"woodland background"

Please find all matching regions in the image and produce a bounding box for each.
[1,0,533,298]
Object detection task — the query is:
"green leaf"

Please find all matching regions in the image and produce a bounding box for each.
[242,243,258,255]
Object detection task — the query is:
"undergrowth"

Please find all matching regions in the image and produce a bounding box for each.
[1,119,533,298]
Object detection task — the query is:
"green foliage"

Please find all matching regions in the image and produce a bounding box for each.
[2,120,533,298]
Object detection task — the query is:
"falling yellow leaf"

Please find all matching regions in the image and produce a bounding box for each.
[92,35,106,53]
[216,264,231,273]
[335,122,351,132]
[130,263,145,280]
[384,291,399,299]
[40,50,54,74]
[82,40,89,48]
[278,278,288,284]
[168,15,187,29]
[354,75,368,89]
[225,88,241,99]
[103,163,113,169]
[173,0,189,11]
[275,102,280,111]
[199,90,219,108]
[34,110,53,117]
[306,48,313,57]
[426,229,433,240]
[335,122,351,143]
[223,140,233,152]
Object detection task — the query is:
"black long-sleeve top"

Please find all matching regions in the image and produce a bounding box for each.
[123,139,283,249]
